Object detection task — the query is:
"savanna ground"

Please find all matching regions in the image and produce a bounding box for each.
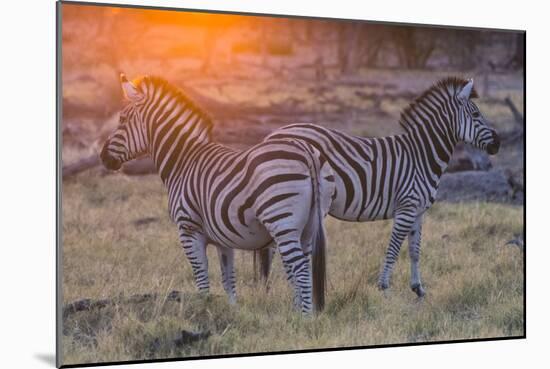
[61,170,524,365]
[61,70,525,364]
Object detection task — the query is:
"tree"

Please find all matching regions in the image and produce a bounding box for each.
[505,33,525,70]
[337,22,386,74]
[390,26,436,69]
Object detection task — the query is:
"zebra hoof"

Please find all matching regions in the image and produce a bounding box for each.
[377,281,389,291]
[411,284,426,298]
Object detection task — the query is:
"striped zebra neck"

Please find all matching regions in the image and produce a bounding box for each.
[152,113,213,186]
[398,84,460,180]
[135,76,214,184]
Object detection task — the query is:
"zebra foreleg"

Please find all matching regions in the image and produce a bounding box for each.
[178,228,210,294]
[216,246,237,305]
[378,208,416,292]
[408,216,425,298]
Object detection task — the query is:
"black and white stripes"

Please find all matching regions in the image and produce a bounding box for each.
[100,75,334,314]
[264,77,500,297]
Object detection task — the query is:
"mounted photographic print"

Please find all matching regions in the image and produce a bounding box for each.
[57,1,525,367]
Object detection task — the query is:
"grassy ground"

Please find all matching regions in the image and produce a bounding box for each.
[61,171,524,366]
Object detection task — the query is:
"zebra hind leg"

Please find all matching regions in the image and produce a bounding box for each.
[281,260,302,310]
[408,216,425,298]
[267,227,313,314]
[378,207,416,292]
[216,246,237,304]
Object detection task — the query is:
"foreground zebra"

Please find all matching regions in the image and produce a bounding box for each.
[260,77,500,297]
[100,74,335,314]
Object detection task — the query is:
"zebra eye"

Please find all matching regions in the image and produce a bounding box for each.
[472,111,480,118]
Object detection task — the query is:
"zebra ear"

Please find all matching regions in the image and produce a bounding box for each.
[120,73,143,102]
[458,78,474,100]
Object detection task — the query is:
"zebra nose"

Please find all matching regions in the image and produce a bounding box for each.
[100,142,122,170]
[486,131,500,155]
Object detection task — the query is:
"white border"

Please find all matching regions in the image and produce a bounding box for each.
[1,0,547,368]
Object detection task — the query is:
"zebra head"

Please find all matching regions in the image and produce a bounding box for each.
[100,74,148,170]
[454,79,500,155]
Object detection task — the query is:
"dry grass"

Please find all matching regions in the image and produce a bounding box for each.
[61,171,524,366]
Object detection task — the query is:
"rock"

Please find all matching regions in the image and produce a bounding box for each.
[63,155,101,179]
[174,330,211,347]
[62,297,111,319]
[121,158,156,176]
[505,170,525,204]
[62,291,187,320]
[437,170,512,202]
[166,290,183,302]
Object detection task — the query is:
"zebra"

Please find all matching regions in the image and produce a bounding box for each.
[100,74,335,314]
[259,77,500,298]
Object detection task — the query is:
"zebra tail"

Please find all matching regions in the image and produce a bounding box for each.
[312,208,327,313]
[306,145,327,313]
[252,247,272,287]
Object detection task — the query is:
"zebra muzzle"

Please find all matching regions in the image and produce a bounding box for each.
[486,131,500,155]
[100,145,122,170]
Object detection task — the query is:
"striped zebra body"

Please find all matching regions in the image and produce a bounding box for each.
[100,75,334,313]
[269,125,425,222]
[264,77,500,297]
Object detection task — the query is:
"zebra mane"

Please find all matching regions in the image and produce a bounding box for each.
[398,76,478,132]
[134,75,214,138]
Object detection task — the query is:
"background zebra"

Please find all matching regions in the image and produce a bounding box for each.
[260,77,500,298]
[100,74,335,314]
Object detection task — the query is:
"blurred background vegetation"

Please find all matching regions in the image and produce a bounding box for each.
[62,3,524,202]
[62,4,523,145]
